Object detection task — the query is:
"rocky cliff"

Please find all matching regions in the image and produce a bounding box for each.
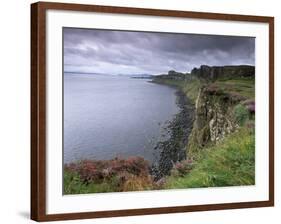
[187,66,255,157]
[188,87,237,155]
[191,65,255,81]
[152,65,255,160]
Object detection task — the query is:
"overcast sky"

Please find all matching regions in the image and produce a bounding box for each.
[64,28,255,75]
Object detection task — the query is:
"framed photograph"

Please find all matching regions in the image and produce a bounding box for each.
[31,1,274,221]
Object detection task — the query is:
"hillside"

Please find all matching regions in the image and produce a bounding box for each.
[153,65,255,188]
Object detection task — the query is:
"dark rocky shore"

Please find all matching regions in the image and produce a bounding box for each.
[151,89,195,180]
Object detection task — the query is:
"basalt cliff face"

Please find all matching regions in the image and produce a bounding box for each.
[151,64,255,165]
[191,65,255,81]
[187,65,255,157]
[188,86,239,155]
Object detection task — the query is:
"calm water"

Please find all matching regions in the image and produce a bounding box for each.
[64,73,179,164]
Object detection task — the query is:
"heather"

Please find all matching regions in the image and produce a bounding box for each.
[64,157,156,194]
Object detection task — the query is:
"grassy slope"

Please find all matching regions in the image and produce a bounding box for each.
[165,127,255,188]
[164,77,255,188]
[151,77,254,103]
[215,78,255,99]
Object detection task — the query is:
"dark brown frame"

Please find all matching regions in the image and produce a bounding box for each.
[31,1,274,222]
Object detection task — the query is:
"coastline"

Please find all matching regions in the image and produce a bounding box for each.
[150,81,195,180]
[63,81,195,194]
[64,65,255,194]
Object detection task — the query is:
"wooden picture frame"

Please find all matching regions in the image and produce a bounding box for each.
[31,1,274,221]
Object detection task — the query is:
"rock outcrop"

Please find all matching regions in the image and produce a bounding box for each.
[156,70,188,81]
[191,65,255,81]
[187,65,255,157]
[187,87,240,156]
[152,65,254,159]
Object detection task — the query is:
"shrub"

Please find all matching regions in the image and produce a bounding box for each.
[233,104,249,125]
[64,157,153,193]
[242,99,255,114]
[171,159,194,177]
[122,175,153,191]
[205,84,224,95]
[228,92,246,102]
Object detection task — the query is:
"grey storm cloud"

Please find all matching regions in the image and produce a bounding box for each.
[64,28,255,75]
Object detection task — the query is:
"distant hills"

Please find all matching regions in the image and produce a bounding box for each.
[65,65,255,81]
[64,71,154,78]
[64,71,111,76]
[118,73,154,79]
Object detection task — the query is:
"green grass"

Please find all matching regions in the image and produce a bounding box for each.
[153,76,254,103]
[214,78,255,99]
[234,104,250,125]
[64,170,117,194]
[64,171,155,194]
[182,79,201,103]
[165,127,255,189]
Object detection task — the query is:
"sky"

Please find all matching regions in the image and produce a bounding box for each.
[64,28,255,75]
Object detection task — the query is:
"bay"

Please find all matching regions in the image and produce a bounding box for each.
[64,73,179,164]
